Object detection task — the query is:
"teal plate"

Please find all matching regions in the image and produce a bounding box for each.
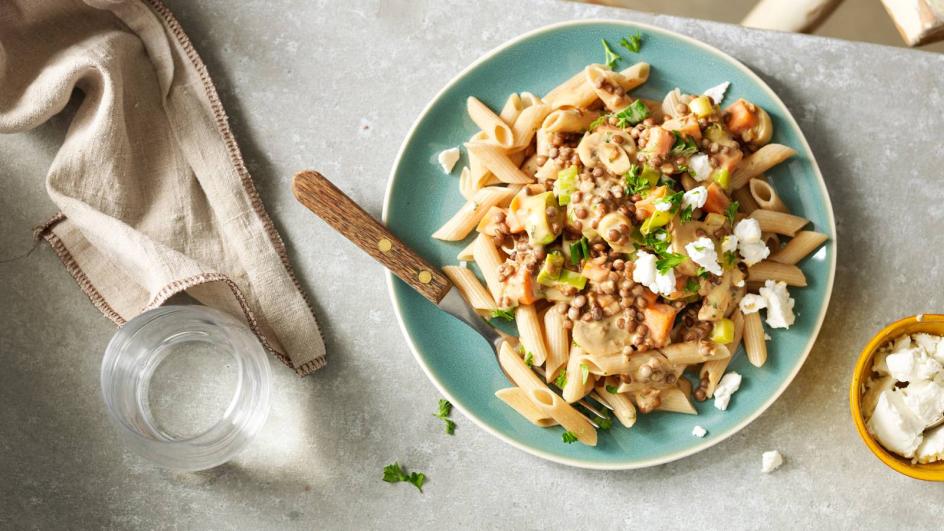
[382,20,836,469]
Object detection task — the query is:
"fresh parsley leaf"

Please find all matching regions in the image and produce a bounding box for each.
[383,463,426,492]
[664,189,685,212]
[723,250,738,268]
[524,351,534,367]
[619,32,643,53]
[580,363,590,385]
[655,252,686,274]
[605,384,619,394]
[562,431,579,444]
[569,237,590,265]
[490,308,515,321]
[596,415,613,430]
[623,164,647,196]
[640,228,671,256]
[433,399,456,435]
[554,370,568,389]
[680,205,694,223]
[725,201,740,225]
[601,39,622,69]
[686,277,700,293]
[588,114,608,130]
[697,267,709,278]
[614,99,649,127]
[581,238,590,260]
[670,131,699,157]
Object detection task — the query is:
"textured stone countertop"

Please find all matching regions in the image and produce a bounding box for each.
[3,0,944,529]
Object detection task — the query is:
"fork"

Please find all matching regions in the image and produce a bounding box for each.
[291,170,611,424]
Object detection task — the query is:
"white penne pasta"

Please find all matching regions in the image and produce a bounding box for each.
[681,173,697,191]
[466,96,515,149]
[761,231,782,254]
[535,159,562,182]
[516,304,549,367]
[576,350,632,376]
[743,310,768,367]
[542,67,600,110]
[733,184,761,214]
[543,306,570,383]
[458,166,476,201]
[472,232,504,301]
[534,128,552,157]
[541,108,601,133]
[520,154,543,178]
[499,93,524,124]
[749,208,809,237]
[432,186,516,241]
[656,387,697,415]
[466,143,533,184]
[701,310,744,398]
[747,260,808,287]
[585,65,632,111]
[456,240,475,261]
[731,144,797,189]
[475,206,505,236]
[618,62,651,91]
[508,149,526,167]
[749,178,788,213]
[520,92,542,107]
[660,341,731,365]
[770,231,829,265]
[562,346,596,403]
[442,265,497,312]
[495,387,558,427]
[511,104,552,148]
[497,342,597,445]
[595,380,637,428]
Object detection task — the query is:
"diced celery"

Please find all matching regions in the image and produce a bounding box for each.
[710,318,735,344]
[704,212,726,228]
[713,168,730,189]
[640,209,672,235]
[689,96,714,118]
[536,252,565,286]
[553,166,579,205]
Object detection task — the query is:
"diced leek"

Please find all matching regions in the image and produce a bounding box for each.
[704,212,726,228]
[553,166,579,205]
[689,96,714,118]
[710,318,735,344]
[640,165,661,188]
[536,252,565,286]
[557,269,587,290]
[640,209,672,235]
[713,168,730,189]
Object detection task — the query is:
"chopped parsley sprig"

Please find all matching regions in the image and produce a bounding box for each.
[725,201,740,225]
[433,399,456,435]
[655,252,686,274]
[601,39,621,69]
[620,32,643,53]
[614,99,649,127]
[670,131,699,157]
[383,463,426,492]
[562,431,579,444]
[490,308,515,321]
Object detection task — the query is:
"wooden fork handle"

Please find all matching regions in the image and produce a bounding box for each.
[292,170,452,304]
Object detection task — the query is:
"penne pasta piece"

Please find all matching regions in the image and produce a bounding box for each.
[660,341,731,365]
[749,178,788,213]
[748,260,808,287]
[495,387,558,427]
[681,173,698,191]
[541,108,601,133]
[701,310,744,398]
[731,144,797,189]
[458,166,476,201]
[770,231,829,265]
[677,376,693,397]
[442,265,497,312]
[519,92,542,107]
[743,311,768,367]
[656,387,697,415]
[542,66,600,110]
[617,62,650,92]
[511,104,552,148]
[585,65,631,111]
[761,232,782,255]
[534,159,562,182]
[562,346,596,403]
[575,350,632,376]
[432,186,516,241]
[516,304,549,367]
[466,96,515,149]
[596,379,637,428]
[733,184,761,214]
[466,143,533,184]
[499,93,524,124]
[749,209,809,237]
[456,240,475,261]
[543,306,570,383]
[497,342,596,445]
[472,232,504,301]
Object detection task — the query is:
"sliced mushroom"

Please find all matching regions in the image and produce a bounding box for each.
[661,88,694,119]
[598,143,631,175]
[585,65,631,111]
[750,106,774,146]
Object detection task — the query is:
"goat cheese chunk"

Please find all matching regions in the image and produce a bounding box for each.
[703,81,731,104]
[632,251,676,296]
[689,153,712,182]
[685,237,722,276]
[739,293,767,314]
[902,380,944,426]
[733,218,769,266]
[886,348,943,383]
[692,425,708,438]
[713,372,742,411]
[437,147,461,173]
[867,389,926,458]
[721,234,738,254]
[761,450,784,473]
[758,280,795,329]
[916,424,944,464]
[682,186,708,210]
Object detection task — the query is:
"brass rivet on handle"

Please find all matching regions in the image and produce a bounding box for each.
[377,238,392,253]
[418,270,432,284]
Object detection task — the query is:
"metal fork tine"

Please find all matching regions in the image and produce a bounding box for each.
[531,366,614,419]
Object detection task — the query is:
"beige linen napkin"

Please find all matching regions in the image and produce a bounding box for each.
[0,0,326,375]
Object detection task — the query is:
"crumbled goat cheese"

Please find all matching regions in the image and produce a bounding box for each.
[703,81,731,104]
[682,186,708,210]
[437,147,461,173]
[714,372,742,411]
[758,280,795,329]
[721,234,738,254]
[689,153,712,182]
[692,425,708,438]
[733,218,769,266]
[761,450,784,473]
[633,251,676,296]
[739,293,767,314]
[685,237,722,276]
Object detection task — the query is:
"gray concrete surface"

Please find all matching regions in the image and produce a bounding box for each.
[2,0,944,529]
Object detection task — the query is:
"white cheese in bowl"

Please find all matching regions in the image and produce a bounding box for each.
[864,333,944,463]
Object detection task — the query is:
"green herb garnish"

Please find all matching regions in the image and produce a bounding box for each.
[655,252,686,274]
[524,351,534,367]
[569,237,590,265]
[614,99,649,127]
[680,205,694,222]
[433,399,456,435]
[554,370,568,389]
[601,39,622,69]
[588,114,608,131]
[670,131,699,157]
[619,32,643,53]
[605,384,619,394]
[723,251,738,268]
[490,308,515,321]
[725,201,740,225]
[596,415,613,430]
[383,463,426,492]
[562,431,579,444]
[686,277,700,293]
[697,267,709,278]
[580,363,590,385]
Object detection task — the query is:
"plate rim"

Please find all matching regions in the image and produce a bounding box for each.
[381,18,837,470]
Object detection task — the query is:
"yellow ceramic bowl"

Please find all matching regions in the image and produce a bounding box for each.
[850,314,944,481]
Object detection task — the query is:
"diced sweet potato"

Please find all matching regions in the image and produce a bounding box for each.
[643,303,678,347]
[703,182,731,215]
[646,126,675,156]
[724,99,758,134]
